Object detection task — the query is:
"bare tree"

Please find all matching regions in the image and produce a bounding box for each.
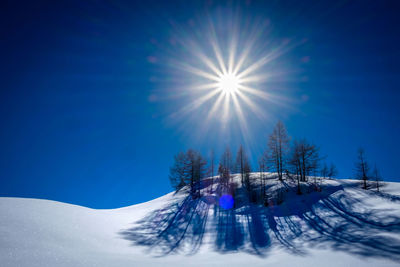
[290,139,321,194]
[258,155,268,205]
[243,157,252,193]
[373,164,382,192]
[290,141,303,194]
[186,149,207,197]
[328,163,338,179]
[217,147,237,203]
[355,148,370,190]
[267,121,290,181]
[235,145,245,185]
[320,162,337,179]
[292,141,302,183]
[169,152,188,191]
[208,150,215,193]
[235,145,252,189]
[293,139,320,181]
[321,163,329,179]
[219,147,233,186]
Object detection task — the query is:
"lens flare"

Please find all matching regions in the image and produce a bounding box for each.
[219,194,234,210]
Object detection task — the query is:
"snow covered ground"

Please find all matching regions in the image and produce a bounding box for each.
[1,175,400,266]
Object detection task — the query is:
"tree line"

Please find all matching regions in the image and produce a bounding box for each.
[169,121,383,202]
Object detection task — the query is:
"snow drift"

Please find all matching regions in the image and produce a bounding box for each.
[1,175,400,267]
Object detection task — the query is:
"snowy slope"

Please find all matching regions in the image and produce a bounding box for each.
[1,176,400,267]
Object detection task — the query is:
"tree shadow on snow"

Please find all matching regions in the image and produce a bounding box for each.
[119,180,400,262]
[119,189,210,256]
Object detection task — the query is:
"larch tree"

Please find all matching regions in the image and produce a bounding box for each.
[289,141,303,194]
[235,145,251,189]
[268,121,290,181]
[169,151,188,191]
[321,163,329,179]
[258,155,268,205]
[243,156,252,193]
[289,139,321,194]
[235,145,245,185]
[219,147,233,186]
[208,149,215,193]
[355,148,370,190]
[373,164,382,192]
[186,149,207,197]
[218,147,236,199]
[328,163,338,179]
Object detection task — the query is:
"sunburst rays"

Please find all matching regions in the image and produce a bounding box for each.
[157,11,298,149]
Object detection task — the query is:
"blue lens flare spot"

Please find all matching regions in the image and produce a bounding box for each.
[219,194,234,210]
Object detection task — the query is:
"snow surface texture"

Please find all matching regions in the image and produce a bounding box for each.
[1,175,400,267]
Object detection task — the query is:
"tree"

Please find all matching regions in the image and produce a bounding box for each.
[169,152,188,191]
[258,157,265,200]
[267,121,290,181]
[186,149,207,197]
[169,149,207,196]
[289,139,321,194]
[321,162,337,179]
[290,141,303,194]
[373,164,382,192]
[219,147,233,186]
[289,141,301,194]
[217,147,238,203]
[292,139,320,182]
[328,163,338,179]
[355,148,369,190]
[243,157,252,193]
[208,150,215,193]
[321,163,329,179]
[258,155,268,205]
[235,145,251,188]
[235,145,245,185]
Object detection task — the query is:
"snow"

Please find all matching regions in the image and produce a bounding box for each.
[1,175,400,266]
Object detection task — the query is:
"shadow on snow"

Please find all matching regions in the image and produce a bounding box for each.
[119,179,400,262]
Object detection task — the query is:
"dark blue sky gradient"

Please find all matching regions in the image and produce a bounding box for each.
[1,0,400,208]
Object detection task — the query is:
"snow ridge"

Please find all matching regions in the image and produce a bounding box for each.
[1,175,400,267]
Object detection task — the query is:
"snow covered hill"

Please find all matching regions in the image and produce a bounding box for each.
[1,175,400,267]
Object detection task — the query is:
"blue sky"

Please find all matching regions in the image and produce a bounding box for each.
[1,0,400,208]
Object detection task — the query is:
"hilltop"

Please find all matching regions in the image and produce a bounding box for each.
[1,174,400,266]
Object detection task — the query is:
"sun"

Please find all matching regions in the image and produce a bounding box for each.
[163,12,293,144]
[218,73,240,95]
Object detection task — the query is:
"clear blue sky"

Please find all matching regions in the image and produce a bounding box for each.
[1,0,399,208]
